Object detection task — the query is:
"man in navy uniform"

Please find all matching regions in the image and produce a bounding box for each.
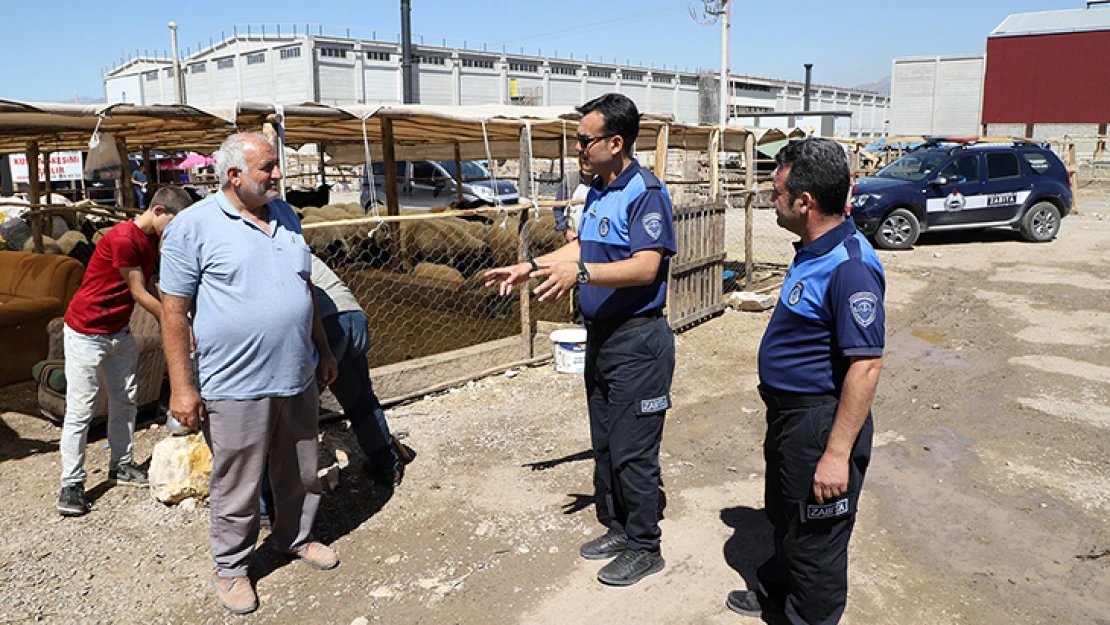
[485,93,676,586]
[726,138,884,624]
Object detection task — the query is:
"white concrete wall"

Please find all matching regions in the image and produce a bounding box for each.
[890,56,984,136]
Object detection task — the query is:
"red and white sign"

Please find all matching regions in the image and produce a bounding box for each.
[8,151,85,183]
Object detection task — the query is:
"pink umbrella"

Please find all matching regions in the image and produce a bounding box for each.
[178,153,216,169]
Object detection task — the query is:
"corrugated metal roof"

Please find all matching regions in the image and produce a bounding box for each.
[991,7,1110,37]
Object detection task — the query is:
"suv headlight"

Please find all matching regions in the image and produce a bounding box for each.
[471,185,495,201]
[850,193,877,208]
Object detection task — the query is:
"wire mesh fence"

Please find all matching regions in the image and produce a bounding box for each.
[300,201,574,369]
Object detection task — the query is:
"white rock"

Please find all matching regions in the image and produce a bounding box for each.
[352,617,370,625]
[384,554,402,565]
[179,497,197,512]
[369,587,395,599]
[474,521,491,537]
[727,291,776,312]
[318,464,340,490]
[417,578,439,589]
[334,449,350,470]
[149,434,213,504]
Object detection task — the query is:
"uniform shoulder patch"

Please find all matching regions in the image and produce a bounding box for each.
[788,282,804,306]
[849,291,878,327]
[642,212,664,240]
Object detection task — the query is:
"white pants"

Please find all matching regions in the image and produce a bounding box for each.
[59,323,139,487]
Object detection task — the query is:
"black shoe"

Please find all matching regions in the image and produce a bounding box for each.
[726,590,762,617]
[58,484,89,517]
[109,461,148,486]
[579,530,628,560]
[597,548,665,586]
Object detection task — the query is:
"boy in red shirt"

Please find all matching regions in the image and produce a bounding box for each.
[58,186,193,516]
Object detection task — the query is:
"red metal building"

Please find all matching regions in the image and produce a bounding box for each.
[983,6,1110,125]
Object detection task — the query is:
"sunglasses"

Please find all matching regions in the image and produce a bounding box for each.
[576,133,616,149]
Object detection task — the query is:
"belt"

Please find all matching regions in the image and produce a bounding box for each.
[758,384,839,410]
[584,309,663,335]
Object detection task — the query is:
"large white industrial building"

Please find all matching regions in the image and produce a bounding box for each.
[888,55,985,137]
[102,24,889,137]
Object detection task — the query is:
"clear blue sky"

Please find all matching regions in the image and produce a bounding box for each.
[0,0,1087,102]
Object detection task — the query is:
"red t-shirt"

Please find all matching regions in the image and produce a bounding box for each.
[64,220,159,335]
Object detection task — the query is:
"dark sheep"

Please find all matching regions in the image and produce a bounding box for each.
[285,184,331,209]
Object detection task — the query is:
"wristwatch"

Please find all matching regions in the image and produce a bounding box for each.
[527,258,539,272]
[576,260,590,285]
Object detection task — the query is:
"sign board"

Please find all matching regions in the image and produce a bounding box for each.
[8,151,85,183]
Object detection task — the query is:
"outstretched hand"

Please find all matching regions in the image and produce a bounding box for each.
[483,263,534,296]
[530,262,578,302]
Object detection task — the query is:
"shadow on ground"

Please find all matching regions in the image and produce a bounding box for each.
[721,505,775,592]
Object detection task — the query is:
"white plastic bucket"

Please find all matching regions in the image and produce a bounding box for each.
[550,328,587,374]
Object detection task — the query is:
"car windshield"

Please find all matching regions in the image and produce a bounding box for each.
[874,152,949,182]
[438,160,490,180]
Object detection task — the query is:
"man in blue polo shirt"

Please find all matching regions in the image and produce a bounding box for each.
[160,132,339,615]
[726,138,884,624]
[485,93,676,586]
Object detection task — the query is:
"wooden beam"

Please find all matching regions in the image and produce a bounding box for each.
[141,146,153,198]
[744,133,756,291]
[26,141,43,253]
[116,135,135,209]
[381,118,400,217]
[653,124,669,179]
[709,128,721,200]
[518,128,534,359]
[453,142,463,205]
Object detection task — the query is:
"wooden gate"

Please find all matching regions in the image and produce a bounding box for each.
[667,200,727,331]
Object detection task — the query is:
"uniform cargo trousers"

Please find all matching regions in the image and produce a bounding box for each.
[758,388,873,625]
[585,314,675,552]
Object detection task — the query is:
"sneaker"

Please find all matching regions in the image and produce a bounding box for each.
[211,573,258,614]
[579,530,628,560]
[57,484,89,517]
[726,590,762,617]
[284,541,339,570]
[108,461,148,486]
[597,548,665,586]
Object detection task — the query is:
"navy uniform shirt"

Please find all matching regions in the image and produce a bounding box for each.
[578,159,677,322]
[758,219,885,395]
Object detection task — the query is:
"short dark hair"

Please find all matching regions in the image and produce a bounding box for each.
[576,93,640,157]
[149,186,194,214]
[775,138,851,217]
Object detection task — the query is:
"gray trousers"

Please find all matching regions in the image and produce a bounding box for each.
[203,385,321,578]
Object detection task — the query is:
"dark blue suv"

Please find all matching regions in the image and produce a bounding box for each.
[850,142,1072,249]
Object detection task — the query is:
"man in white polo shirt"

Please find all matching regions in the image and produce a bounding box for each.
[160,132,339,615]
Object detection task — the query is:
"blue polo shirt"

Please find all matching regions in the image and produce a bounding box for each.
[159,191,317,400]
[578,160,677,322]
[758,219,885,395]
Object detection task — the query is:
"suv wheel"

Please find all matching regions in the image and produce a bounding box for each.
[1019,201,1060,242]
[873,208,920,250]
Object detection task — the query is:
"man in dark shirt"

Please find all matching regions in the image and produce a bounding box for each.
[727,138,885,624]
[485,93,676,587]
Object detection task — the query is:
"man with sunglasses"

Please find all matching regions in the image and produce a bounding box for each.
[485,93,676,586]
[726,137,884,624]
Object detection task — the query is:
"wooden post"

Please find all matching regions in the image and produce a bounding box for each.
[116,135,135,208]
[653,125,669,179]
[380,117,406,271]
[518,128,534,359]
[317,142,327,188]
[1067,140,1078,212]
[453,142,463,205]
[26,141,44,253]
[743,132,756,291]
[141,146,153,199]
[42,150,53,202]
[709,128,721,200]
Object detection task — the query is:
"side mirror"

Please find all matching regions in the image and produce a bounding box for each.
[931,176,948,186]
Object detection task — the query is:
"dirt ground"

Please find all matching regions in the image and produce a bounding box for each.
[2,192,1109,624]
